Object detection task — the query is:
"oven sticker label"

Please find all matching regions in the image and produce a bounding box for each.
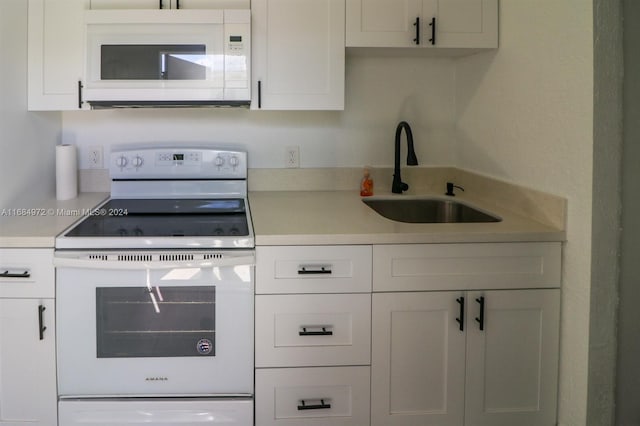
[197,339,213,355]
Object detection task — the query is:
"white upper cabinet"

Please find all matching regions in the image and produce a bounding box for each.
[346,0,498,49]
[28,0,86,111]
[89,0,250,9]
[251,0,345,110]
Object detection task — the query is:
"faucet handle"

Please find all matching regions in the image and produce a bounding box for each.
[392,174,409,194]
[445,182,465,196]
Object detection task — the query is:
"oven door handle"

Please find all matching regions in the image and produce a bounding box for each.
[53,255,255,270]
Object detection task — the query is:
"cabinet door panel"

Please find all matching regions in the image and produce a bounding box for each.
[0,299,56,425]
[465,289,560,426]
[252,0,345,109]
[429,0,498,48]
[346,0,420,47]
[28,0,85,110]
[371,292,465,426]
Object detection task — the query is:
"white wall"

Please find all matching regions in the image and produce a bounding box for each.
[0,0,60,208]
[62,55,457,170]
[454,1,594,424]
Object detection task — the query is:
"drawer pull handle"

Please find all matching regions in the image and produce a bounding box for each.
[298,399,332,411]
[298,265,332,275]
[299,326,333,336]
[1,270,30,278]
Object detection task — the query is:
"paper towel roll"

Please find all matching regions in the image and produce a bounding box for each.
[56,144,78,200]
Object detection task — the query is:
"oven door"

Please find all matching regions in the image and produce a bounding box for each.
[55,250,254,397]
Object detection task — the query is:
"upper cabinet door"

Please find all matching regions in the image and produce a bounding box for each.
[346,0,498,49]
[89,0,165,8]
[28,0,86,111]
[89,1,251,9]
[252,0,345,110]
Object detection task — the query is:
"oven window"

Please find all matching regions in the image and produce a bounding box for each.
[96,286,215,358]
[101,44,207,80]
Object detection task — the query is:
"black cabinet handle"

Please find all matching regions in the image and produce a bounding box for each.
[299,326,333,336]
[176,0,180,8]
[298,265,332,275]
[475,296,485,331]
[257,80,262,108]
[429,17,436,45]
[1,270,30,278]
[159,0,163,9]
[455,297,464,331]
[78,80,83,109]
[298,399,332,411]
[38,305,47,340]
[413,17,420,45]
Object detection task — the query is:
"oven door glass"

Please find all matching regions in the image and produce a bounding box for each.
[96,286,215,358]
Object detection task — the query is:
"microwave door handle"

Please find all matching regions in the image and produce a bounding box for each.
[160,53,167,80]
[53,255,255,270]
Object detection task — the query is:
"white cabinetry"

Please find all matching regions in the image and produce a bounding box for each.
[0,249,57,426]
[89,0,249,9]
[371,243,561,426]
[28,0,86,111]
[251,0,345,110]
[346,0,498,49]
[255,246,371,426]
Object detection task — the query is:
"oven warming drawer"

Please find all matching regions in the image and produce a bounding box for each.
[59,398,253,425]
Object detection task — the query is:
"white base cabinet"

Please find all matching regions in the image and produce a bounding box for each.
[0,249,57,426]
[371,289,559,426]
[255,246,371,426]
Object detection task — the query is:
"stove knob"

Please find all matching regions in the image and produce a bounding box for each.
[133,227,144,236]
[116,156,128,168]
[214,228,224,235]
[118,228,128,236]
[214,156,225,168]
[132,156,144,169]
[230,227,239,235]
[229,155,239,169]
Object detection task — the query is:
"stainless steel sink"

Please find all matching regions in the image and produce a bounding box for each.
[363,197,502,223]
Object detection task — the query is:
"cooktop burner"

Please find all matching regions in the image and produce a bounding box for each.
[65,199,249,238]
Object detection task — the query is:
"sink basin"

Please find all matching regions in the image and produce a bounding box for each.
[363,197,502,224]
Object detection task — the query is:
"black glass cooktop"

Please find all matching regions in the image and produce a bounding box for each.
[65,199,249,238]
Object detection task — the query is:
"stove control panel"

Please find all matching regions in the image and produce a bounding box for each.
[110,147,247,180]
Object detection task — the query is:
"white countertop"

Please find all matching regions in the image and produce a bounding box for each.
[0,193,109,248]
[0,178,566,248]
[249,190,565,246]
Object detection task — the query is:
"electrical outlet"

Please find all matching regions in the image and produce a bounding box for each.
[285,146,300,168]
[88,146,103,169]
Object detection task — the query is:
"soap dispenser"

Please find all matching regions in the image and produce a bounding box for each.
[360,167,374,197]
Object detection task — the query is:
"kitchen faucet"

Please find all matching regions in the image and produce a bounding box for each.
[392,121,419,194]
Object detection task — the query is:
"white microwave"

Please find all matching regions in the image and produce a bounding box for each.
[82,9,250,108]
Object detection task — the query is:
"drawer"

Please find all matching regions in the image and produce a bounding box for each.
[373,242,561,292]
[255,294,371,367]
[255,366,370,426]
[256,245,372,294]
[0,249,54,298]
